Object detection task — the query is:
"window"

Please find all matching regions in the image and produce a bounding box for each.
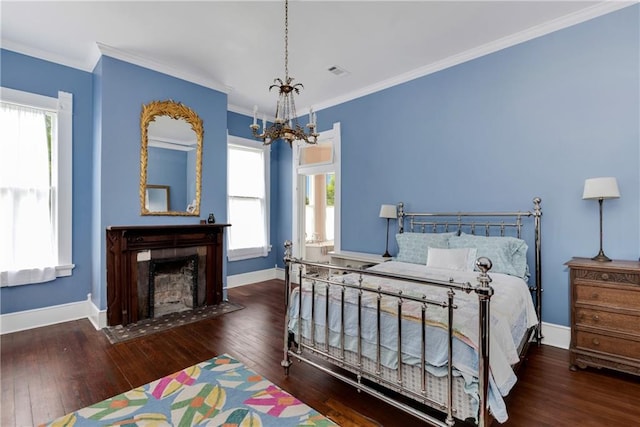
[227,135,270,261]
[0,87,73,286]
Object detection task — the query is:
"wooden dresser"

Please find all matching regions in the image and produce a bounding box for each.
[566,257,640,376]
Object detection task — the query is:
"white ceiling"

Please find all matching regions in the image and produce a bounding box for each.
[1,1,632,118]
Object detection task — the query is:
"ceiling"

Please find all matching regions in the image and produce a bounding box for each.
[1,1,630,118]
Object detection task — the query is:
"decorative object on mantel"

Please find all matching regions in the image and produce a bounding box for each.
[250,0,318,146]
[582,177,620,262]
[207,213,216,224]
[103,302,244,344]
[379,204,397,258]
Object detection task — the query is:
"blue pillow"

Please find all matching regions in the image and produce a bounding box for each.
[448,233,529,279]
[395,232,455,265]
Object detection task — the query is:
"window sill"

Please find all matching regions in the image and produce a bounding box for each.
[228,246,272,262]
[56,263,76,277]
[1,263,75,287]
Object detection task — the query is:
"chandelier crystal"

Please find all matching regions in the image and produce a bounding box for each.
[251,0,318,146]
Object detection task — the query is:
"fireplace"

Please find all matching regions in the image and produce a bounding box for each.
[148,254,198,318]
[106,224,229,326]
[136,248,207,320]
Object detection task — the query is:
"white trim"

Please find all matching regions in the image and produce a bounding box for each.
[1,295,88,334]
[540,321,571,349]
[3,2,631,109]
[96,43,231,94]
[1,87,57,110]
[88,296,107,330]
[1,39,100,72]
[227,268,278,288]
[313,2,635,113]
[1,279,572,350]
[292,122,341,258]
[56,91,73,272]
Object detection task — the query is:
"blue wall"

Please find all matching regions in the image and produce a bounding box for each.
[0,52,228,314]
[94,56,228,310]
[0,50,95,313]
[276,5,639,327]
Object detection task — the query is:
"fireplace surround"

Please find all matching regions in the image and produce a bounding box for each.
[106,224,229,326]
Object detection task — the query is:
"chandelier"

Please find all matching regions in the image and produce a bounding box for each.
[251,0,318,146]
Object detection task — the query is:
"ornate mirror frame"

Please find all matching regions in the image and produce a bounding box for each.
[140,100,203,216]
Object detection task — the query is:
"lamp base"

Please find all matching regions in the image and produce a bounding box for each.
[382,251,392,258]
[591,251,612,262]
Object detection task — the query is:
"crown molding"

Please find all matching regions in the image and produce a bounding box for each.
[227,103,254,117]
[96,43,231,94]
[1,39,232,95]
[313,1,636,112]
[1,39,99,72]
[228,103,278,122]
[3,1,634,114]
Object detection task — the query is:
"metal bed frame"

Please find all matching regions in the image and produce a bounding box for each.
[281,198,542,426]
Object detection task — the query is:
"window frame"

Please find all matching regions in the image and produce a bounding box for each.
[0,87,74,285]
[292,122,341,259]
[226,134,271,261]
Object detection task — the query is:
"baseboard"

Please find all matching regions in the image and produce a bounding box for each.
[227,268,279,288]
[88,297,107,330]
[1,294,90,335]
[1,273,573,349]
[2,267,282,334]
[540,321,570,349]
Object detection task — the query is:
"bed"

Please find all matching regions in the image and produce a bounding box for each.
[281,198,542,426]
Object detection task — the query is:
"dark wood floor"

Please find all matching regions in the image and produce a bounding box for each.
[2,279,639,426]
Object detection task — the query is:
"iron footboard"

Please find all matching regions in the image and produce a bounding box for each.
[281,242,495,427]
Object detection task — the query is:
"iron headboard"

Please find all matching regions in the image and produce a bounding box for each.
[397,197,543,344]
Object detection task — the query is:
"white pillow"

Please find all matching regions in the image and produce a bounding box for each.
[426,247,477,271]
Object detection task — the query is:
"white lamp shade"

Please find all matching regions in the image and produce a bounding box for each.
[583,177,621,200]
[379,204,397,219]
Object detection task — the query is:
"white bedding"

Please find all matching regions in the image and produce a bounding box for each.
[288,261,538,423]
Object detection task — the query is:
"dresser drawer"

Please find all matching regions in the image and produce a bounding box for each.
[575,307,640,336]
[575,330,640,360]
[574,268,639,285]
[575,283,640,310]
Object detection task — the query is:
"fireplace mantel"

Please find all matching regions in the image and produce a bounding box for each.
[106,224,229,326]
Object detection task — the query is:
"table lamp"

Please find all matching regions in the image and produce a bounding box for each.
[582,177,620,262]
[379,204,397,258]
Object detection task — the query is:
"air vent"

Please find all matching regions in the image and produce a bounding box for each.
[327,65,350,77]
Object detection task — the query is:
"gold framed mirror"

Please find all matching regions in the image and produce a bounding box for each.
[140,100,203,216]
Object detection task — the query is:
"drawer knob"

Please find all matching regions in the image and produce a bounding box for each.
[601,273,609,280]
[592,338,600,346]
[592,315,600,322]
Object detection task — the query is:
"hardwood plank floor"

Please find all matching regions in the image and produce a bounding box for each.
[2,279,639,426]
